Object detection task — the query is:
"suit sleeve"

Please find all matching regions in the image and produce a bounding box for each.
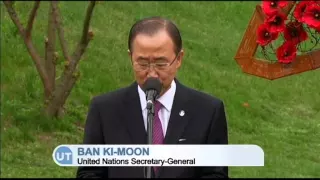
[200,100,229,178]
[76,97,108,178]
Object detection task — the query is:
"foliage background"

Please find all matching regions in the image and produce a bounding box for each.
[1,1,319,178]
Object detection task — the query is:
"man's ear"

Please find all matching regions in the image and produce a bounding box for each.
[128,49,134,64]
[176,49,184,68]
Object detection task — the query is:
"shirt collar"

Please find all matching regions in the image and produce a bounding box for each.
[138,79,176,111]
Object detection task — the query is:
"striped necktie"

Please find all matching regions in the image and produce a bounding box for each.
[153,100,164,174]
[153,100,164,144]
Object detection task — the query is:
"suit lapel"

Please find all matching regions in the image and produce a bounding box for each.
[122,82,147,144]
[156,80,192,178]
[164,80,191,144]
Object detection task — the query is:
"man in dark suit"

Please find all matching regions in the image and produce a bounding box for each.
[76,16,228,178]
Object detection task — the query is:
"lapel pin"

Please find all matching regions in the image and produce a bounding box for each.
[179,110,185,117]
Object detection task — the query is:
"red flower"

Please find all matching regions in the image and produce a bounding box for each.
[265,12,288,33]
[293,1,310,22]
[276,41,297,64]
[257,23,279,46]
[262,0,289,15]
[284,22,308,44]
[312,24,320,32]
[302,2,320,30]
[311,0,320,5]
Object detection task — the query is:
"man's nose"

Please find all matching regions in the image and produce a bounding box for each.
[147,67,159,78]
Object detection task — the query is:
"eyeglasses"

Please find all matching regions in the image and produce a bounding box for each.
[132,53,180,72]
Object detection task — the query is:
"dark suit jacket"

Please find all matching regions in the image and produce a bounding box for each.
[76,79,228,178]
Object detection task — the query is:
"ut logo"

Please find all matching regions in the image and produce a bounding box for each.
[54,146,73,165]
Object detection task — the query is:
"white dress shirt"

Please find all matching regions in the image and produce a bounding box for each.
[137,80,176,136]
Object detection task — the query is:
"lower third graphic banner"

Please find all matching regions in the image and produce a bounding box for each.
[53,144,264,167]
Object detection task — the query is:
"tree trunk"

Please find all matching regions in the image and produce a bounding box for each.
[3,1,96,118]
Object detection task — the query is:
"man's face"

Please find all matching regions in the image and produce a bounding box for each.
[129,30,184,95]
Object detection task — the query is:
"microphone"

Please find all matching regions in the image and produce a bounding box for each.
[141,77,162,179]
[142,77,162,110]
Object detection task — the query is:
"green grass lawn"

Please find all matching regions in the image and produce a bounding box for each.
[1,1,320,178]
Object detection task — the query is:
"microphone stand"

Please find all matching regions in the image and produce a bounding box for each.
[144,100,154,178]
